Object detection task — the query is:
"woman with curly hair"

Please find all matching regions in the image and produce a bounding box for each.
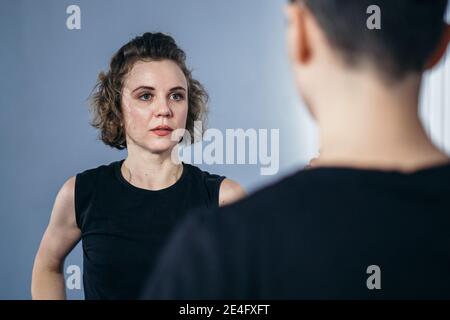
[31,32,245,299]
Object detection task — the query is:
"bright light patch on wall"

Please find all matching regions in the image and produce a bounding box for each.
[419,4,450,155]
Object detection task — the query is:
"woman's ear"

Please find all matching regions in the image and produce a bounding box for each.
[425,23,450,70]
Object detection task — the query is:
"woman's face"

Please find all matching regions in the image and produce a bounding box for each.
[121,59,188,154]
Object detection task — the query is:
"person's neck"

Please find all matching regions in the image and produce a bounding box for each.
[313,72,450,172]
[122,143,183,191]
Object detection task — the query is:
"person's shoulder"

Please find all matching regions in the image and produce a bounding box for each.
[182,164,245,206]
[76,160,119,179]
[183,166,356,226]
[189,168,308,221]
[57,176,77,205]
[183,163,226,191]
[230,168,326,209]
[74,160,121,192]
[218,178,246,206]
[183,163,225,181]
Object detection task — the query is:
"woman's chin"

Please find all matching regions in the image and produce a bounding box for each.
[144,141,177,155]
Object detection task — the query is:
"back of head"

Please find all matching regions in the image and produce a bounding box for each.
[292,0,449,79]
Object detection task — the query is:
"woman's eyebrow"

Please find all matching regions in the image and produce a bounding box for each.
[132,86,155,93]
[169,86,187,92]
[131,86,186,93]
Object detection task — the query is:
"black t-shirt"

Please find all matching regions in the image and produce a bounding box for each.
[143,163,450,299]
[75,160,225,299]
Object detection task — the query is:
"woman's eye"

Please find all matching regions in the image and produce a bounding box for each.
[139,93,152,101]
[170,93,184,101]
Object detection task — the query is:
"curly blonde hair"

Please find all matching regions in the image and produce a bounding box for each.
[89,32,208,149]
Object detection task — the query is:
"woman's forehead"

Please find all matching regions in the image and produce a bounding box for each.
[125,60,187,89]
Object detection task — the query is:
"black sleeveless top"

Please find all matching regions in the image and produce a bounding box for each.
[74,160,225,299]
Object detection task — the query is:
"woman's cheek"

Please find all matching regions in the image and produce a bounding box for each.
[124,105,151,134]
[175,103,189,128]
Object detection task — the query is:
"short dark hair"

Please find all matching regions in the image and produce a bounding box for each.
[89,32,208,149]
[291,0,448,79]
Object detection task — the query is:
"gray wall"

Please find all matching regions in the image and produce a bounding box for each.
[0,0,314,299]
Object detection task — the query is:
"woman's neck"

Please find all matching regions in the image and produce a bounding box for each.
[122,145,183,191]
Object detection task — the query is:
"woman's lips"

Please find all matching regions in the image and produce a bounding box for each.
[151,129,172,136]
[150,125,173,137]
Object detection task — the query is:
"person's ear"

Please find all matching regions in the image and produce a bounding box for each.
[425,23,450,70]
[285,3,311,66]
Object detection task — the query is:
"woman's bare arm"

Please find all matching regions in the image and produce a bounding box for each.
[31,176,81,300]
[219,179,246,207]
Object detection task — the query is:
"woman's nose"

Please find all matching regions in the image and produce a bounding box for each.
[154,99,172,117]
